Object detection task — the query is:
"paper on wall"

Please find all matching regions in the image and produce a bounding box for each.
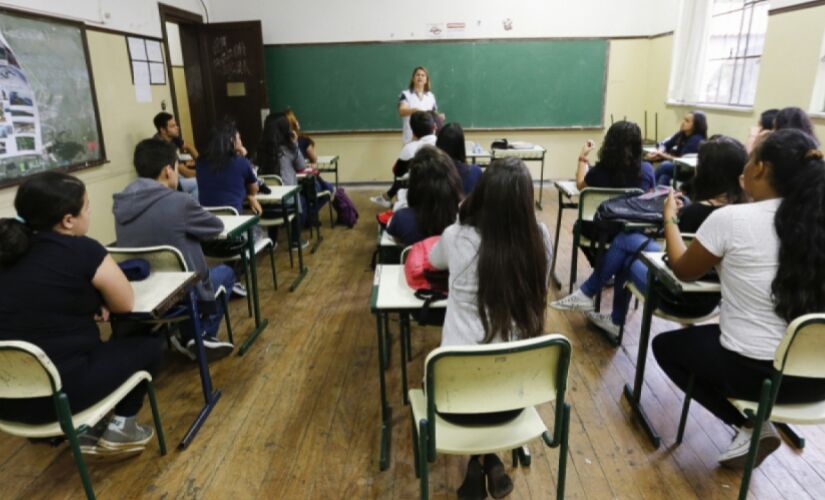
[0,30,43,160]
[145,40,163,62]
[127,36,147,60]
[133,61,152,103]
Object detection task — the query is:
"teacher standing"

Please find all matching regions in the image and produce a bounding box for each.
[398,66,442,144]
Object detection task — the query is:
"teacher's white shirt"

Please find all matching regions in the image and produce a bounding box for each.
[399,89,437,144]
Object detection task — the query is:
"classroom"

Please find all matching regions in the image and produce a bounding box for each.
[1,0,825,498]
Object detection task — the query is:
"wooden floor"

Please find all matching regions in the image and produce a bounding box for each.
[2,186,825,499]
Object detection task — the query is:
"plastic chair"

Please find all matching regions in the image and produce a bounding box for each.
[203,206,277,316]
[675,314,825,500]
[107,245,233,347]
[409,334,572,500]
[0,340,166,500]
[569,187,643,293]
[259,175,299,268]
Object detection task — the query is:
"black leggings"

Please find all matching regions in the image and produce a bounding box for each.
[0,335,164,425]
[652,324,825,427]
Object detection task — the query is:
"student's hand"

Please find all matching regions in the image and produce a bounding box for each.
[248,197,263,216]
[290,130,298,143]
[663,189,679,221]
[437,112,446,121]
[94,305,110,322]
[580,140,595,157]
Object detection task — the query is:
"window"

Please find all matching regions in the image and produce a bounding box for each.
[668,0,768,108]
[810,30,825,115]
[699,1,768,106]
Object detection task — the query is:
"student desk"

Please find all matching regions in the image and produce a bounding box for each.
[468,149,492,166]
[376,228,403,265]
[315,155,340,188]
[257,186,308,291]
[549,180,580,288]
[216,215,270,355]
[369,264,446,470]
[124,271,219,449]
[491,145,548,209]
[621,252,720,447]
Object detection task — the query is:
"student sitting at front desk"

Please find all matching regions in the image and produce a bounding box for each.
[646,110,707,186]
[576,120,656,191]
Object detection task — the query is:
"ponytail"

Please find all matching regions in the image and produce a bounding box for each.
[759,130,825,322]
[0,171,86,269]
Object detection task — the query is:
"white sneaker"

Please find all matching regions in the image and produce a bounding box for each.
[186,337,234,362]
[585,311,621,338]
[232,282,248,297]
[370,195,392,208]
[169,334,196,361]
[718,422,780,469]
[550,289,594,312]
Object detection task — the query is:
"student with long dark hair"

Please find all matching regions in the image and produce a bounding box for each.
[436,122,483,195]
[653,129,825,469]
[577,120,655,190]
[257,111,309,248]
[429,157,552,498]
[649,110,708,186]
[0,172,162,454]
[773,106,820,144]
[386,145,462,246]
[553,135,748,337]
[746,108,778,154]
[196,120,262,216]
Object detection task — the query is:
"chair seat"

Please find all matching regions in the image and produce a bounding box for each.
[627,282,719,324]
[730,397,825,425]
[409,389,547,455]
[258,213,296,228]
[0,371,152,439]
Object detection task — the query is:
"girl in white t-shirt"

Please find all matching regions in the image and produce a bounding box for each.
[398,66,442,144]
[652,129,825,470]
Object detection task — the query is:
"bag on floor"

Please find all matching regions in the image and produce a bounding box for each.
[332,187,359,228]
[404,236,448,326]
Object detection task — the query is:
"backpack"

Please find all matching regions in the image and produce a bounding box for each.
[594,188,681,225]
[332,187,359,228]
[403,236,448,325]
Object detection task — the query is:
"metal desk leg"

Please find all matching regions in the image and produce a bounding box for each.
[550,190,564,288]
[376,312,392,470]
[238,226,269,355]
[621,272,661,448]
[776,423,806,449]
[310,176,324,254]
[400,313,409,405]
[289,191,309,291]
[179,290,221,449]
[535,157,545,211]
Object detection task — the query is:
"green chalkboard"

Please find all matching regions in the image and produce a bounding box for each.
[265,39,607,132]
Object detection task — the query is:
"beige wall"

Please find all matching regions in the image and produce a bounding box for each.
[171,67,196,148]
[0,30,171,244]
[645,5,825,146]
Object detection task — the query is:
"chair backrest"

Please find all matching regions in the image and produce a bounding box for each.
[425,334,571,415]
[107,245,188,272]
[259,174,284,187]
[0,341,61,398]
[203,206,239,217]
[775,314,825,378]
[400,245,412,264]
[578,187,643,222]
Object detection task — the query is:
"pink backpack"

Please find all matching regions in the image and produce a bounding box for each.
[404,236,448,294]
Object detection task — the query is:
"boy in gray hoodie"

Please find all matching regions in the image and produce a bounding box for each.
[113,138,235,360]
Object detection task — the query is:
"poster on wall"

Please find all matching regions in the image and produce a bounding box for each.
[0,32,43,161]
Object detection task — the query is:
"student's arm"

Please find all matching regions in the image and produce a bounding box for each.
[429,230,449,270]
[182,142,199,159]
[294,146,307,173]
[178,162,197,178]
[304,142,318,164]
[575,140,594,190]
[185,198,225,240]
[663,190,721,281]
[92,255,134,314]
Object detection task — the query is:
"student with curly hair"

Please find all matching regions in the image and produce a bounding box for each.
[576,120,655,191]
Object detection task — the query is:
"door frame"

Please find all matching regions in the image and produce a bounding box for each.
[158,3,203,130]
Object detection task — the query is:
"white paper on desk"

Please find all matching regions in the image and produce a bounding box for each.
[127,37,147,60]
[132,61,152,103]
[149,62,166,84]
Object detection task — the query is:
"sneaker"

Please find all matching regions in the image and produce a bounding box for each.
[232,282,248,297]
[169,333,196,361]
[186,337,234,362]
[585,311,621,338]
[78,417,109,453]
[81,445,145,463]
[718,422,781,469]
[290,239,310,250]
[99,417,154,450]
[369,195,392,208]
[550,289,594,312]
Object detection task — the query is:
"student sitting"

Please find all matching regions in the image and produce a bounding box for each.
[113,139,235,360]
[647,110,708,186]
[552,135,748,337]
[153,111,199,200]
[436,122,483,196]
[577,121,656,191]
[652,129,825,468]
[258,111,309,249]
[285,108,317,164]
[370,111,437,208]
[745,108,778,154]
[196,120,263,217]
[386,146,462,246]
[0,172,162,454]
[429,157,553,498]
[774,106,820,145]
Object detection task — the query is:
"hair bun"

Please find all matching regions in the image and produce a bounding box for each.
[805,149,824,160]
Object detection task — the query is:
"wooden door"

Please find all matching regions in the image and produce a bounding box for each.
[199,21,268,157]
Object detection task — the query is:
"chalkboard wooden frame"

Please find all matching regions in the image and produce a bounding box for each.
[0,6,107,189]
[265,37,610,133]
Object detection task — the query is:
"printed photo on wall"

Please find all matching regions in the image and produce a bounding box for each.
[0,31,42,160]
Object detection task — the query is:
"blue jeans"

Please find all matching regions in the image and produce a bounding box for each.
[656,161,675,186]
[580,232,660,326]
[182,264,236,340]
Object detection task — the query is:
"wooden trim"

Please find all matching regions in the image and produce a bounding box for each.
[85,24,163,41]
[158,4,204,129]
[769,0,825,15]
[158,3,203,24]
